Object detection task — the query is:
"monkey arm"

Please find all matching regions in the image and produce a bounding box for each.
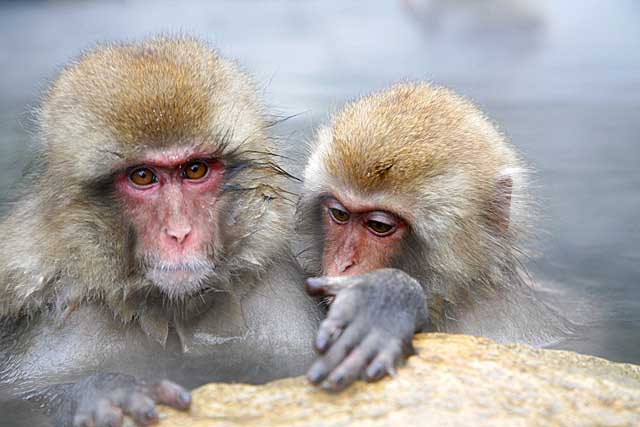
[304,268,428,392]
[0,309,193,427]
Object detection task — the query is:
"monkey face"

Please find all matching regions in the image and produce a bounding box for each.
[114,146,223,297]
[320,196,407,276]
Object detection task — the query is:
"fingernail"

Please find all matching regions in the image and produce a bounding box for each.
[367,364,383,380]
[179,391,191,408]
[144,408,158,422]
[332,374,345,388]
[315,335,328,352]
[307,277,321,285]
[308,367,323,384]
[306,277,322,289]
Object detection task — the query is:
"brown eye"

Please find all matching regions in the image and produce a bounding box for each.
[183,161,208,180]
[367,220,394,236]
[130,168,157,186]
[328,207,350,224]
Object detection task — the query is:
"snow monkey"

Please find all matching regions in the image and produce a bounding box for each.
[298,82,571,391]
[0,37,323,426]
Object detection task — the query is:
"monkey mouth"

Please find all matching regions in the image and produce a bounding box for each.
[144,258,215,298]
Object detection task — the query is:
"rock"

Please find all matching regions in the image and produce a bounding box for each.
[158,333,640,427]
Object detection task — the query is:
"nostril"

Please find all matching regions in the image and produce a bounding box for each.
[338,259,354,274]
[166,226,192,245]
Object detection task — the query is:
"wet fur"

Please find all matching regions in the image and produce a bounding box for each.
[0,37,322,409]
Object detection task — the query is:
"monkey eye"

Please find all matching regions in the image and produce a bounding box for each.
[183,161,209,180]
[328,207,350,224]
[365,212,397,236]
[129,167,158,186]
[366,220,394,235]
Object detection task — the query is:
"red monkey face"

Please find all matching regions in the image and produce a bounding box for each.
[115,147,224,297]
[321,196,406,276]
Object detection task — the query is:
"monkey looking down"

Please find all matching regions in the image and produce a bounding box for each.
[297,82,572,391]
[0,37,323,426]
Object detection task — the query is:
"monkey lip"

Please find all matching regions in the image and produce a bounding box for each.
[144,258,215,297]
[153,260,212,273]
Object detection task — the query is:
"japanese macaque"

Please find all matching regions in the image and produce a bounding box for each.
[297,82,571,391]
[0,37,322,426]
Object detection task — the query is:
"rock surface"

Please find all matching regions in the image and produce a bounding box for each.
[158,333,640,427]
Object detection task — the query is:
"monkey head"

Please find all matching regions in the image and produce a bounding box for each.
[29,37,291,306]
[298,82,532,300]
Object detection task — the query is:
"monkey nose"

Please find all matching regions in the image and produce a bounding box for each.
[165,225,192,245]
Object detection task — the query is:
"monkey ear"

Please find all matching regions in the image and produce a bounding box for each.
[489,175,512,236]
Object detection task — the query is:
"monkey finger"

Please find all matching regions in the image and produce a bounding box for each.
[305,276,352,297]
[315,322,342,354]
[120,392,158,426]
[94,399,125,427]
[74,398,123,427]
[321,334,380,392]
[150,380,191,410]
[314,304,356,353]
[307,322,365,385]
[365,340,404,382]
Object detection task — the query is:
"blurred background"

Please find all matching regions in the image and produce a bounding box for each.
[0,0,638,364]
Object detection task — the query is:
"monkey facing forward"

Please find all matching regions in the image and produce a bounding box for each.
[298,82,572,391]
[0,37,324,426]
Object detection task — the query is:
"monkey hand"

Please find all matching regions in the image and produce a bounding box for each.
[61,373,191,427]
[305,268,428,392]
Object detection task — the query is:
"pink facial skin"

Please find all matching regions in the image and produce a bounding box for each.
[114,149,224,294]
[321,197,406,277]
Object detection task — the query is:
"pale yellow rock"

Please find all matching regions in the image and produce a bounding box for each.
[158,334,640,427]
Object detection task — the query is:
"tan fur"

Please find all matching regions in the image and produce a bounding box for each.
[302,82,569,344]
[0,37,293,334]
[41,37,268,181]
[318,83,516,196]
